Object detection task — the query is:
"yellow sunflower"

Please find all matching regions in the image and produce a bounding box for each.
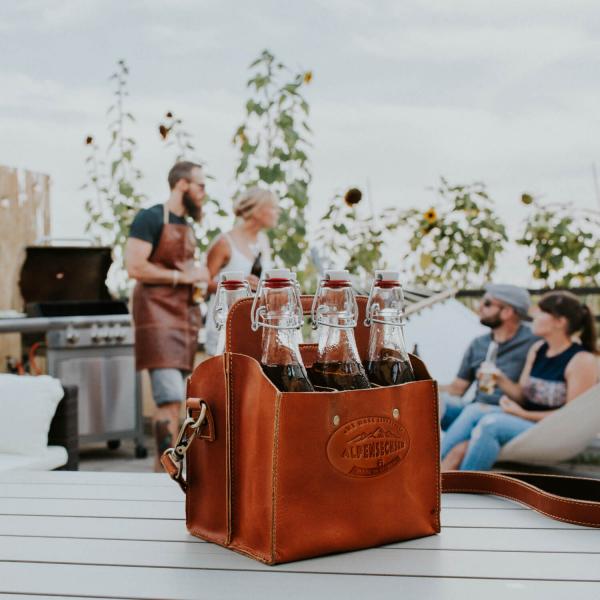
[423,208,437,224]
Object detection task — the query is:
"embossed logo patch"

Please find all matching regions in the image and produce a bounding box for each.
[326,416,410,478]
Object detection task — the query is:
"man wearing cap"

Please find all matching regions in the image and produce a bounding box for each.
[439,283,539,429]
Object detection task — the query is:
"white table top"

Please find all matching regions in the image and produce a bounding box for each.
[0,471,599,599]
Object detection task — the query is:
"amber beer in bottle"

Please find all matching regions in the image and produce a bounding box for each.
[251,268,314,392]
[310,270,370,390]
[212,271,253,355]
[364,270,415,386]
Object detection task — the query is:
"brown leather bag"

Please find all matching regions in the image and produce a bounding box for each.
[162,295,600,565]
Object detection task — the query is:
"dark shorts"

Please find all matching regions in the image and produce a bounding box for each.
[149,368,189,406]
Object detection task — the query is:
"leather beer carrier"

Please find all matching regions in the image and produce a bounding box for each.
[162,295,600,565]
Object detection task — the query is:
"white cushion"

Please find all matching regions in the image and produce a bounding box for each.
[498,382,600,465]
[0,375,64,455]
[0,446,68,471]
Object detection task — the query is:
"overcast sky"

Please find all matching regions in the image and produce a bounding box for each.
[2,0,599,284]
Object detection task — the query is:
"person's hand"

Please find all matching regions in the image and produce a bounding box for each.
[476,365,501,381]
[181,264,210,285]
[499,395,525,417]
[246,274,260,291]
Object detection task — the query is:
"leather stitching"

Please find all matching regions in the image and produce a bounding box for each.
[271,393,282,563]
[226,297,253,352]
[431,380,442,532]
[226,352,233,544]
[188,526,227,547]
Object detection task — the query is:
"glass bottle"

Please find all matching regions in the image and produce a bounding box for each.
[250,252,262,278]
[478,341,499,395]
[364,270,415,386]
[251,268,314,392]
[310,269,370,390]
[212,271,252,355]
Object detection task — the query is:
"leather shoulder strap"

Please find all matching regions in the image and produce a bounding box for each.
[443,470,600,527]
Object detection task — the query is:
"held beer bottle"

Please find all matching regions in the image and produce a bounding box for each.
[250,268,314,392]
[212,271,253,355]
[364,270,415,386]
[479,341,499,395]
[310,270,370,390]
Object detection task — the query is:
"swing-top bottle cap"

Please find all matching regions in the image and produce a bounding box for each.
[374,270,401,283]
[263,268,291,281]
[219,270,245,283]
[324,269,350,282]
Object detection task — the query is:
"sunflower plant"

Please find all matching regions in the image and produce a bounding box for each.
[385,178,508,288]
[517,196,600,286]
[82,59,145,297]
[157,110,226,253]
[233,49,313,270]
[315,189,386,288]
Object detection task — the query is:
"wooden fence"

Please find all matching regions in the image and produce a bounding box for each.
[0,165,51,370]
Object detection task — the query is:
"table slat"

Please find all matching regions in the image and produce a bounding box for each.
[1,563,599,600]
[1,536,599,581]
[1,515,597,552]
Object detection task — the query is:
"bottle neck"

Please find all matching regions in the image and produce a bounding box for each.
[316,324,362,364]
[314,286,362,364]
[367,321,410,362]
[260,311,304,366]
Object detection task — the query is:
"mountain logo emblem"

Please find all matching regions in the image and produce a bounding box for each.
[326,416,410,478]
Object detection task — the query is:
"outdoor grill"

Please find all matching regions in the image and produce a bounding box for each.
[0,243,147,459]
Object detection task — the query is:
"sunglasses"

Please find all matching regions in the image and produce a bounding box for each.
[481,298,504,309]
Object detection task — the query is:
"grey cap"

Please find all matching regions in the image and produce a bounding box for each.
[484,283,531,318]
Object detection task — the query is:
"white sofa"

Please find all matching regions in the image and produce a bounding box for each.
[0,374,69,472]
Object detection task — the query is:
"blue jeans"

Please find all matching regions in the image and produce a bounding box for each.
[441,402,534,470]
[440,396,465,431]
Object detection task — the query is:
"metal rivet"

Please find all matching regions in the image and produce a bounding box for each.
[333,415,340,426]
[392,408,399,419]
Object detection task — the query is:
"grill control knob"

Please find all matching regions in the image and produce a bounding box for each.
[91,324,101,343]
[113,324,125,343]
[101,326,113,342]
[66,326,80,345]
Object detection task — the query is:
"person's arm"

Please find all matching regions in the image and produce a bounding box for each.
[439,342,475,397]
[494,340,543,403]
[499,349,599,422]
[205,235,232,294]
[438,378,471,397]
[499,396,556,422]
[125,238,208,285]
[564,352,599,402]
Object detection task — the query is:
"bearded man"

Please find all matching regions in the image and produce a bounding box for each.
[125,161,210,470]
[439,284,539,430]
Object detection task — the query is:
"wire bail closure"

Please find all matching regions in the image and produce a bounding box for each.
[213,278,252,331]
[310,275,359,330]
[364,274,407,327]
[250,275,304,332]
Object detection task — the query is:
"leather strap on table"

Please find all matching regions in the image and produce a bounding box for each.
[443,470,600,528]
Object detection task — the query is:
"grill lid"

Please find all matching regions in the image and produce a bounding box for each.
[19,246,114,305]
[25,300,128,318]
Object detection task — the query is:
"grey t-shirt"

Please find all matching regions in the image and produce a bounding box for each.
[457,325,539,405]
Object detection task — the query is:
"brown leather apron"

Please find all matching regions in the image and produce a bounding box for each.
[132,204,201,372]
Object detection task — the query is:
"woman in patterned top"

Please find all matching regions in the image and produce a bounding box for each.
[442,291,598,470]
